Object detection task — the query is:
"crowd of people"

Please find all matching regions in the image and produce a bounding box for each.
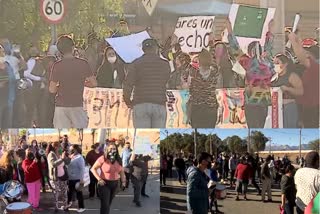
[0,18,318,129]
[160,150,319,214]
[0,135,152,214]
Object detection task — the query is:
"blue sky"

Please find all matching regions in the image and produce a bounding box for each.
[160,129,320,146]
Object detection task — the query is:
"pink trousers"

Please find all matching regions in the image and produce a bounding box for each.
[26,179,41,208]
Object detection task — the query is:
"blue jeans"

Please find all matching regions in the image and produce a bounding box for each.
[133,103,167,128]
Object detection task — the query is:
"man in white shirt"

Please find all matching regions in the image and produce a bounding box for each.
[294,151,319,214]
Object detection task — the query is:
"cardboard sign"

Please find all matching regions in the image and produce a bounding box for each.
[174,16,215,53]
[228,4,275,53]
[134,136,152,155]
[142,0,158,16]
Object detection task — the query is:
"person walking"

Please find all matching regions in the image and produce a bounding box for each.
[90,143,126,214]
[186,152,212,214]
[121,142,132,188]
[49,35,97,128]
[22,148,42,211]
[85,143,103,198]
[229,154,237,187]
[280,164,296,214]
[123,38,171,128]
[67,145,86,213]
[234,156,252,201]
[261,155,273,202]
[160,154,168,186]
[294,151,319,214]
[47,141,70,212]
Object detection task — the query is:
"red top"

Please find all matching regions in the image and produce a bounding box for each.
[86,150,103,167]
[297,57,319,107]
[235,163,252,181]
[96,156,122,181]
[22,159,42,183]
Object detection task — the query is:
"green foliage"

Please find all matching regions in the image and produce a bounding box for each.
[0,0,124,52]
[19,129,28,137]
[250,131,269,153]
[225,135,246,153]
[308,139,320,153]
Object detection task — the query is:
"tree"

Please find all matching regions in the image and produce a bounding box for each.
[250,131,269,153]
[19,129,28,137]
[225,135,246,154]
[308,139,320,153]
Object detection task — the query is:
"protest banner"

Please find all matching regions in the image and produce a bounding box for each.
[228,4,276,53]
[105,31,151,63]
[84,87,282,128]
[134,135,153,155]
[174,16,215,53]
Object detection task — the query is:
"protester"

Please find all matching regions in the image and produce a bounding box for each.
[174,154,187,184]
[96,46,125,88]
[120,142,132,188]
[222,154,230,181]
[85,143,103,198]
[280,164,296,214]
[261,155,273,202]
[130,153,148,207]
[167,155,173,178]
[247,155,261,195]
[22,148,42,211]
[227,20,274,128]
[0,44,10,127]
[186,152,212,214]
[47,141,70,211]
[123,38,171,128]
[91,143,126,214]
[49,35,97,128]
[0,150,18,184]
[188,49,222,128]
[288,32,319,128]
[294,151,319,214]
[208,161,223,214]
[85,32,100,72]
[234,156,251,201]
[229,153,237,187]
[141,155,151,198]
[272,54,303,128]
[160,154,168,186]
[67,144,86,213]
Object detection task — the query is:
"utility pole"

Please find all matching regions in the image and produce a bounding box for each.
[299,129,302,158]
[269,137,272,155]
[209,134,212,155]
[194,129,197,157]
[165,130,169,154]
[247,128,251,153]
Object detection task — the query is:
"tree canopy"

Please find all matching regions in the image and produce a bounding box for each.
[308,139,319,153]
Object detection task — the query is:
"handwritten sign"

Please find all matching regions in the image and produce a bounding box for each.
[134,136,152,155]
[174,16,215,53]
[142,0,158,16]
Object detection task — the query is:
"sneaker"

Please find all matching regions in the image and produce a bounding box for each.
[77,208,86,213]
[141,194,150,198]
[67,202,72,208]
[135,202,142,207]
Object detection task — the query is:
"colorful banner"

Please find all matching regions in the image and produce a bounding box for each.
[84,87,282,128]
[174,16,215,53]
[228,4,276,54]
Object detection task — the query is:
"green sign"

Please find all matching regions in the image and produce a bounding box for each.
[233,5,268,38]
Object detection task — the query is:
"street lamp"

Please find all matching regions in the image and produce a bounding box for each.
[268,137,272,155]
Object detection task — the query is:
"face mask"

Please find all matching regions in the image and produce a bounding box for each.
[107,151,117,163]
[274,64,282,73]
[207,161,212,169]
[107,56,117,64]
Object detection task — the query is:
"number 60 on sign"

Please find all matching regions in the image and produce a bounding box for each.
[40,0,66,24]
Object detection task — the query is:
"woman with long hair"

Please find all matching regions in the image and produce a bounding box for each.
[272,54,303,128]
[0,150,18,183]
[91,143,126,214]
[47,141,70,212]
[96,47,125,89]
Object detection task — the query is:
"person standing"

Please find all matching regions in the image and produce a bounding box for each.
[90,143,126,214]
[85,143,103,198]
[141,155,151,198]
[123,38,171,128]
[186,152,212,214]
[121,142,132,188]
[167,155,173,178]
[294,151,319,214]
[49,35,97,128]
[67,145,86,213]
[0,45,9,127]
[280,164,296,214]
[174,154,186,184]
[22,148,42,211]
[229,153,237,187]
[47,141,70,211]
[130,153,148,207]
[261,155,273,202]
[160,154,168,186]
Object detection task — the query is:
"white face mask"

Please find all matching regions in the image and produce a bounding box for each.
[107,56,117,64]
[274,64,282,74]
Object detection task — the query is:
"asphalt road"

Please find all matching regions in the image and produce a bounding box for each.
[161,175,283,214]
[1,174,160,214]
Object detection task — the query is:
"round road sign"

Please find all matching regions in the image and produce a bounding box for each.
[40,0,66,24]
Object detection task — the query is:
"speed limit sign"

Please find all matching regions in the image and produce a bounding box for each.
[40,0,66,24]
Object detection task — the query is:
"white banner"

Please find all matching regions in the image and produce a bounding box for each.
[174,16,215,53]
